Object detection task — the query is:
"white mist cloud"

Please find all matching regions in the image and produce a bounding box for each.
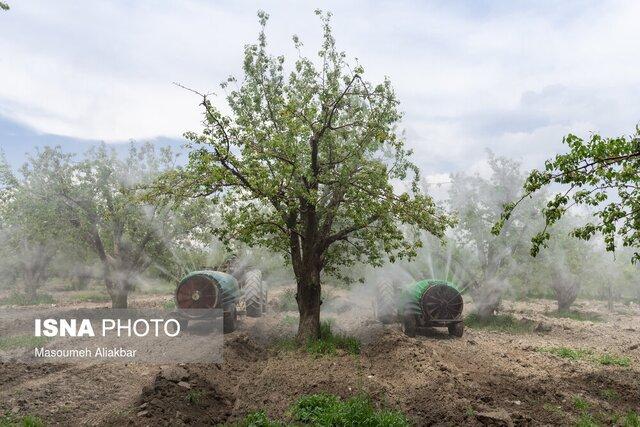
[0,0,639,173]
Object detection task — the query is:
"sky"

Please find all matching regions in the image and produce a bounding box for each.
[1,0,639,181]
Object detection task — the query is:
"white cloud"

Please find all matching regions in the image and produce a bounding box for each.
[0,0,639,173]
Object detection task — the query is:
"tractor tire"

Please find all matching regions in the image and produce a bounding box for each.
[169,315,188,334]
[244,269,265,318]
[403,312,417,337]
[448,322,464,338]
[261,287,268,314]
[223,305,237,333]
[375,279,396,324]
[177,317,189,332]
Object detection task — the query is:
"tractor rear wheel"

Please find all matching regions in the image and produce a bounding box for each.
[403,312,417,337]
[375,279,396,324]
[448,322,464,338]
[261,288,268,314]
[223,305,237,333]
[244,269,265,317]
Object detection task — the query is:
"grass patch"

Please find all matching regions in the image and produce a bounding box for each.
[0,336,51,351]
[546,310,603,322]
[464,313,532,333]
[270,320,360,357]
[539,347,631,368]
[597,354,630,367]
[623,411,640,427]
[185,389,203,405]
[162,299,176,310]
[573,396,590,411]
[232,394,409,427]
[73,291,110,303]
[599,388,619,401]
[539,347,593,361]
[543,403,564,416]
[0,414,45,427]
[305,321,360,357]
[576,412,598,427]
[0,292,55,306]
[281,315,298,326]
[274,288,297,312]
[290,393,409,426]
[271,337,298,352]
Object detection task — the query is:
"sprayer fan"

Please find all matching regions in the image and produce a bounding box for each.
[176,274,220,310]
[420,284,463,320]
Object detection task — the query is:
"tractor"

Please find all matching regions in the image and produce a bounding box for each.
[172,268,267,333]
[373,279,464,337]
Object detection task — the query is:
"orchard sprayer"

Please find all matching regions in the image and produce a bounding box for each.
[374,279,464,337]
[172,268,267,333]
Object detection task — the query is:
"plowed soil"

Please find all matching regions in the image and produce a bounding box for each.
[1,291,639,426]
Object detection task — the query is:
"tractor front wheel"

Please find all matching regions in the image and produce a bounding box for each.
[403,313,417,337]
[448,322,464,338]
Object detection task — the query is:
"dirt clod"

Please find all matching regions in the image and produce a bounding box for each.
[476,409,514,426]
[534,321,552,332]
[160,366,189,382]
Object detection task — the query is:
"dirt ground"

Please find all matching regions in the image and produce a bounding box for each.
[1,287,639,426]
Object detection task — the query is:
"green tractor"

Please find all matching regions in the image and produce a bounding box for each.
[172,268,268,334]
[374,279,464,337]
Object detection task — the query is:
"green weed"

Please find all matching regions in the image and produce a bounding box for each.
[305,321,360,357]
[623,411,640,427]
[0,292,55,306]
[547,310,603,322]
[0,414,45,427]
[597,354,630,367]
[599,389,619,401]
[232,393,410,427]
[73,291,110,303]
[576,412,598,427]
[464,313,532,333]
[543,403,564,415]
[539,347,631,367]
[539,347,593,361]
[185,389,203,405]
[573,396,590,411]
[271,321,360,357]
[271,338,298,352]
[162,299,176,310]
[290,393,409,426]
[0,336,51,351]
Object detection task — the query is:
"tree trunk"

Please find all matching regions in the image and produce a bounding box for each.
[105,273,129,309]
[557,299,572,312]
[110,291,128,309]
[23,267,39,301]
[553,281,578,312]
[295,265,322,342]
